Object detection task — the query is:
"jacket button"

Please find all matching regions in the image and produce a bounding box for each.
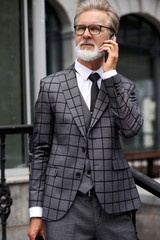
[87,170,91,175]
[76,172,81,178]
[82,147,85,152]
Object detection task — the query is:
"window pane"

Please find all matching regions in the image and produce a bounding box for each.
[0,0,24,168]
[117,47,154,151]
[117,15,160,151]
[46,2,62,74]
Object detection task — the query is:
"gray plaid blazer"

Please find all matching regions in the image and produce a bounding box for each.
[29,63,143,221]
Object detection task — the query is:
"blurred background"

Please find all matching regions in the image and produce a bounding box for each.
[0,0,160,239]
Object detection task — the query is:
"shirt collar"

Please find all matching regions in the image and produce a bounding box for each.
[75,59,103,81]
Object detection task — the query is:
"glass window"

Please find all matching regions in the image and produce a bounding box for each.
[117,15,160,151]
[0,0,25,168]
[45,2,62,74]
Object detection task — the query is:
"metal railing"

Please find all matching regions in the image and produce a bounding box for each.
[0,125,160,240]
[0,125,32,240]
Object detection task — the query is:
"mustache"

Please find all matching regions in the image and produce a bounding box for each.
[78,40,96,47]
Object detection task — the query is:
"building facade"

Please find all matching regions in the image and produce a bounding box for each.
[1,0,160,239]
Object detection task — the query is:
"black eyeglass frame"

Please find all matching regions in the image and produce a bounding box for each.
[74,24,112,36]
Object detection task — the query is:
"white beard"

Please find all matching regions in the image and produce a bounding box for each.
[75,41,104,61]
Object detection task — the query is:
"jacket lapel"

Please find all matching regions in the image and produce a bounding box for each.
[59,63,110,137]
[59,64,86,138]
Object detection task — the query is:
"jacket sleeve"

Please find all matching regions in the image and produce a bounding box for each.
[29,78,54,208]
[103,74,143,137]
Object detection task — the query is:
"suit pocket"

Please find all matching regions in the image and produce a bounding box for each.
[112,151,130,170]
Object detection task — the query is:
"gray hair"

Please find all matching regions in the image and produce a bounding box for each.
[74,0,120,37]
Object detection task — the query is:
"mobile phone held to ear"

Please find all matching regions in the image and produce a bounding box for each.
[104,51,108,63]
[104,34,116,62]
[111,34,116,40]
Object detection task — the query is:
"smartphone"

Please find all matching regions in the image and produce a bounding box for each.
[104,34,116,62]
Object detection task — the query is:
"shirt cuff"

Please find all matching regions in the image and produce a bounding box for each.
[29,207,43,218]
[102,70,117,79]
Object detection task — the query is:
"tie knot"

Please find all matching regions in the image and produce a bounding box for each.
[88,73,100,83]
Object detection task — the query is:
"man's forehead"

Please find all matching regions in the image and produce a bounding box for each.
[77,10,108,24]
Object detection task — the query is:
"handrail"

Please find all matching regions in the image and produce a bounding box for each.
[0,124,33,135]
[131,168,160,198]
[0,124,33,240]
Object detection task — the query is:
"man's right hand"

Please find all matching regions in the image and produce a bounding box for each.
[27,217,45,240]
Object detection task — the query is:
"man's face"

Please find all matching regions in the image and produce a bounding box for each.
[75,9,109,61]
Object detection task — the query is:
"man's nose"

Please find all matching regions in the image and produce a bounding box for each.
[83,28,92,38]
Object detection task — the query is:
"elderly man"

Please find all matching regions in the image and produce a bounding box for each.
[28,0,143,239]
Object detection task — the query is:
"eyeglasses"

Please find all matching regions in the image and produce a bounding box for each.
[74,24,112,36]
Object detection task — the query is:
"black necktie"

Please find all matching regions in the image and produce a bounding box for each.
[89,73,100,113]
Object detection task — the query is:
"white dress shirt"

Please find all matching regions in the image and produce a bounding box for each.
[75,60,117,110]
[29,60,117,218]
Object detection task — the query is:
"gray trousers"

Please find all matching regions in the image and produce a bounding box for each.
[44,192,138,240]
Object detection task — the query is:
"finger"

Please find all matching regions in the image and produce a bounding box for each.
[42,233,46,240]
[104,39,117,44]
[40,227,45,240]
[113,36,116,42]
[99,44,114,53]
[27,232,36,240]
[101,43,118,55]
[100,40,117,50]
[27,228,38,240]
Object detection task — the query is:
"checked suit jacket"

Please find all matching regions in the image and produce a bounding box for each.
[29,63,143,221]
